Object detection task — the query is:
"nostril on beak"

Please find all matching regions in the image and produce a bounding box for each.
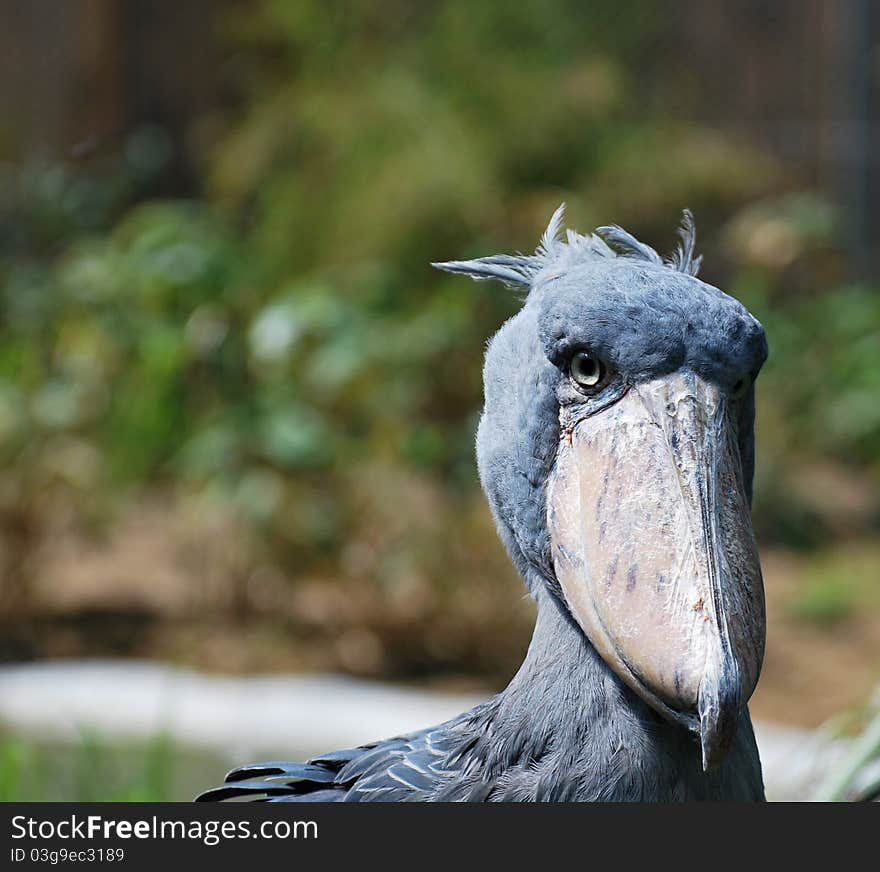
[730,376,748,399]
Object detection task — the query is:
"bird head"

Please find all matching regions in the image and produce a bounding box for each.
[433,206,767,770]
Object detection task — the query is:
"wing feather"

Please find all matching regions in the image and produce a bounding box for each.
[196,719,468,802]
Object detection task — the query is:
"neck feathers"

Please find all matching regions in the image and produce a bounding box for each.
[442,591,764,801]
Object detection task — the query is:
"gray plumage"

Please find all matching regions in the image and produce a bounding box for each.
[197,207,767,802]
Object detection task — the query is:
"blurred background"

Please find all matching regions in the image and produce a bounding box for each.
[0,0,878,800]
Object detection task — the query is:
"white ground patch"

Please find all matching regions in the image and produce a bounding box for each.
[0,658,874,800]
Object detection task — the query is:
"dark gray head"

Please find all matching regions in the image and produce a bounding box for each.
[434,207,767,770]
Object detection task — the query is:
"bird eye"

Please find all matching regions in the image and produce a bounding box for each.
[570,350,606,391]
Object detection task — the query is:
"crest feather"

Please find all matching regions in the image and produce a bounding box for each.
[433,205,702,288]
[536,203,566,258]
[666,208,702,276]
[594,224,663,265]
[431,254,536,288]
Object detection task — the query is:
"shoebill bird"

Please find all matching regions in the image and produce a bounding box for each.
[197,207,768,802]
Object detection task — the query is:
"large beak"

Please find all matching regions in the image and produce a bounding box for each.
[547,372,765,769]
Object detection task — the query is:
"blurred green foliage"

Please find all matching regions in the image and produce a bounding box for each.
[0,0,877,648]
[0,732,178,802]
[784,543,880,626]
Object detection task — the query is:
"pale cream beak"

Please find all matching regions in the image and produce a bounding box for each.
[547,371,765,769]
